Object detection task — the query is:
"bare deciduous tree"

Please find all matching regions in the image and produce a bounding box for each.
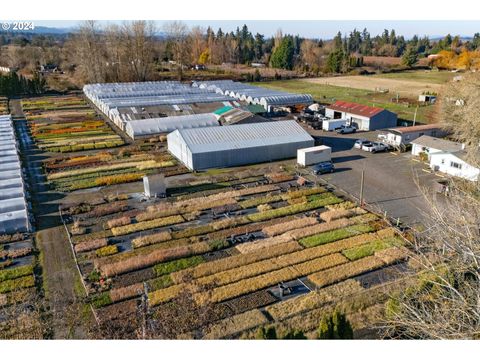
[383,73,480,339]
[163,21,191,79]
[70,20,107,83]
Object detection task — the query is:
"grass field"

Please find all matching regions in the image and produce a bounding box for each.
[256,79,439,123]
[372,70,455,84]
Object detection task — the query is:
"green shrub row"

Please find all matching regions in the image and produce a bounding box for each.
[299,224,375,248]
[238,194,282,209]
[172,224,215,240]
[342,236,404,261]
[147,275,174,291]
[247,195,342,223]
[153,255,204,277]
[95,245,119,257]
[0,264,34,282]
[48,140,123,153]
[282,187,326,200]
[0,275,35,294]
[90,292,113,308]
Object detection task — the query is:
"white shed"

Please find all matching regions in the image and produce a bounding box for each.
[429,151,479,182]
[411,135,464,159]
[297,145,332,166]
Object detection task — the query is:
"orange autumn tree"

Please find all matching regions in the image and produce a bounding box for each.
[433,50,480,70]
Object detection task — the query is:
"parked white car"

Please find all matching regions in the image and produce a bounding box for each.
[354,139,370,149]
[362,142,389,153]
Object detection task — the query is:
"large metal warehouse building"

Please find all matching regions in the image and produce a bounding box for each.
[0,115,30,234]
[325,101,397,131]
[167,120,314,171]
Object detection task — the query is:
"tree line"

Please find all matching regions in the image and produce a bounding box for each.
[0,71,46,97]
[2,22,480,84]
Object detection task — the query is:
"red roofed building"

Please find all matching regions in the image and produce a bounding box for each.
[325,100,397,131]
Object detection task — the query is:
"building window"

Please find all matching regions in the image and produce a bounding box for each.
[450,161,462,169]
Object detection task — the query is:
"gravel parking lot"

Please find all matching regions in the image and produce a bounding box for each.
[304,128,444,227]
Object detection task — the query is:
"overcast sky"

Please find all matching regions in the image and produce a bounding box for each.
[28,20,480,39]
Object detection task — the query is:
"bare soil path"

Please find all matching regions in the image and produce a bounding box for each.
[10,98,88,339]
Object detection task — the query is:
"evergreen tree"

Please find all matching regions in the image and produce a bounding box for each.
[318,314,334,339]
[270,36,295,70]
[332,309,354,339]
[473,33,480,50]
[326,48,344,73]
[361,28,372,55]
[282,329,307,339]
[317,309,354,339]
[254,33,265,61]
[255,326,277,339]
[333,31,343,49]
[402,45,418,67]
[0,71,46,97]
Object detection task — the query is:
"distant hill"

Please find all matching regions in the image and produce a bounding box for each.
[0,26,73,35]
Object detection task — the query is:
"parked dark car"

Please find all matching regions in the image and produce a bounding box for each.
[311,161,335,175]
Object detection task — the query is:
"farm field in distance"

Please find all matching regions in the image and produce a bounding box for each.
[371,70,456,84]
[255,69,453,123]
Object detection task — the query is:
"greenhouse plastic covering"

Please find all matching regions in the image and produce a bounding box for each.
[125,113,219,139]
[191,81,313,109]
[83,81,313,138]
[0,115,30,234]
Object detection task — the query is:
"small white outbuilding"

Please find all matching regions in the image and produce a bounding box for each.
[297,145,332,166]
[143,174,166,198]
[429,151,479,182]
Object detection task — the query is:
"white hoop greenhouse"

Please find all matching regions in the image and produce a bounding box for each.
[0,115,30,234]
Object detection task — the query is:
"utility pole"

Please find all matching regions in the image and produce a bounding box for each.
[140,281,149,340]
[413,106,418,126]
[359,168,365,207]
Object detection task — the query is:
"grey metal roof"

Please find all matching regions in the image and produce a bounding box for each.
[192,81,313,108]
[126,113,219,137]
[173,120,313,153]
[411,135,464,153]
[0,114,30,233]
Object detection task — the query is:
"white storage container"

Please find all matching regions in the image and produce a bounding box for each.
[297,145,332,166]
[322,119,347,131]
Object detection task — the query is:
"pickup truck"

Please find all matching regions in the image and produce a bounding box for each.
[362,142,389,153]
[335,125,356,134]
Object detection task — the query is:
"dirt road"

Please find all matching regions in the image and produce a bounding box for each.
[304,76,445,98]
[10,99,87,339]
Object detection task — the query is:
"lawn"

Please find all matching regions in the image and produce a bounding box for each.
[255,79,438,123]
[372,70,455,84]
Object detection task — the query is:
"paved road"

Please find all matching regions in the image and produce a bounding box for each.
[10,99,87,339]
[306,129,442,227]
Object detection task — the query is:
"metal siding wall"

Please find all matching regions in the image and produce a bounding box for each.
[190,139,314,170]
[370,111,398,131]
